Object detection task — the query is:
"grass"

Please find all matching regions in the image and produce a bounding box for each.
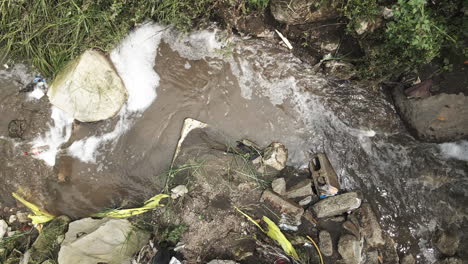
[0,0,270,78]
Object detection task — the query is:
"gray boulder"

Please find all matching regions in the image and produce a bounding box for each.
[392,87,468,142]
[338,234,362,264]
[58,217,149,264]
[48,49,128,122]
[0,219,7,239]
[319,230,333,257]
[285,179,313,199]
[272,178,286,195]
[261,190,304,225]
[312,192,362,218]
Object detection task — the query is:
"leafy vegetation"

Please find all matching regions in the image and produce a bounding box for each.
[343,0,465,78]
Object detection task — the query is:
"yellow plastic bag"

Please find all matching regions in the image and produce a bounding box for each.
[235,207,299,260]
[12,192,55,225]
[92,194,169,218]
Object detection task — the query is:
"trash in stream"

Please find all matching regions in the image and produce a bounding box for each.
[24,145,49,156]
[91,193,169,218]
[12,192,55,225]
[310,153,340,199]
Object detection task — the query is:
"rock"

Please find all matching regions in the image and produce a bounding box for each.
[270,0,340,25]
[0,219,7,239]
[312,192,362,218]
[338,234,362,264]
[299,196,313,206]
[47,49,127,122]
[356,203,384,247]
[262,142,288,171]
[171,185,189,199]
[16,211,29,223]
[435,231,460,256]
[354,18,382,35]
[285,179,313,199]
[58,217,150,264]
[207,260,239,264]
[319,230,333,256]
[401,254,416,264]
[392,87,468,142]
[323,60,356,80]
[364,251,380,264]
[41,260,55,264]
[343,221,360,239]
[271,178,286,195]
[436,257,463,264]
[260,190,304,225]
[8,215,16,224]
[30,216,70,263]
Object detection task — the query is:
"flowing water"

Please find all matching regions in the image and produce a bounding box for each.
[1,23,467,262]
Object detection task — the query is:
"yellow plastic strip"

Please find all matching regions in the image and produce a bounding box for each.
[235,207,298,260]
[307,235,325,264]
[234,206,265,232]
[92,194,169,218]
[263,216,299,260]
[12,192,55,225]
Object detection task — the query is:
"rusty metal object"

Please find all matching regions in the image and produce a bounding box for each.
[309,153,340,196]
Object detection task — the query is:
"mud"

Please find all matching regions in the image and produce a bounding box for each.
[0,25,467,262]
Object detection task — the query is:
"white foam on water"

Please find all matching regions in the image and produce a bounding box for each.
[439,140,468,161]
[110,22,165,112]
[31,106,74,166]
[67,23,165,163]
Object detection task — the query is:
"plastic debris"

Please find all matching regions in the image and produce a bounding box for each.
[318,185,339,199]
[92,194,169,218]
[235,207,299,260]
[24,145,49,156]
[275,30,293,50]
[12,192,55,225]
[306,235,325,264]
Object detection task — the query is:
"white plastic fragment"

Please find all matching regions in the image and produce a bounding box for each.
[275,30,293,50]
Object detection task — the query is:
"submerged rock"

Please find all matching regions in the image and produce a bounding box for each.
[58,217,149,264]
[253,142,288,174]
[356,203,384,247]
[338,234,362,264]
[392,87,468,142]
[312,192,362,218]
[48,49,127,122]
[435,231,460,256]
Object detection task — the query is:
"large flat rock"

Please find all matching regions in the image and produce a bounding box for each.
[48,49,127,122]
[312,192,362,218]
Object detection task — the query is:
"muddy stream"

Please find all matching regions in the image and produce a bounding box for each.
[0,24,467,262]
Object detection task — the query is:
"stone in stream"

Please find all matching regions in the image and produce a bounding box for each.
[392,86,468,142]
[355,203,384,247]
[338,234,362,264]
[319,230,333,257]
[271,177,286,195]
[312,192,362,218]
[343,221,360,240]
[260,190,304,225]
[434,231,460,256]
[58,217,149,264]
[47,49,128,122]
[285,179,313,199]
[401,254,416,264]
